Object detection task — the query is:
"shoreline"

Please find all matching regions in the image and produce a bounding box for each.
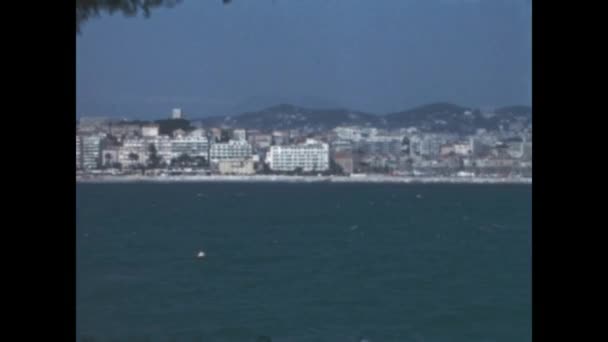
[76,174,532,185]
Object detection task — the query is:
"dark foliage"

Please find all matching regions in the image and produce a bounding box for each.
[77,1,232,33]
[154,118,195,136]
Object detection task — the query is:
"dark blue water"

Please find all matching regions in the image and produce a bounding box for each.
[76,183,531,342]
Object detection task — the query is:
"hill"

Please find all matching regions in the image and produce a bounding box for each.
[193,102,532,133]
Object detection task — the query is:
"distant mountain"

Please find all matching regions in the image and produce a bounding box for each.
[197,104,381,131]
[494,105,532,117]
[193,102,531,133]
[228,96,344,115]
[385,102,475,133]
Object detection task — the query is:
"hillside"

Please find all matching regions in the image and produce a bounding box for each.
[193,102,531,133]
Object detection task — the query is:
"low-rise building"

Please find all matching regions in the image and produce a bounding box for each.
[233,129,247,142]
[331,139,353,153]
[476,158,516,168]
[109,122,142,139]
[355,136,403,155]
[440,145,455,157]
[217,158,255,175]
[172,129,186,138]
[101,146,120,168]
[78,117,112,135]
[453,143,472,156]
[141,124,159,137]
[248,133,273,150]
[189,128,206,137]
[210,128,222,142]
[333,151,354,174]
[334,126,363,141]
[272,131,289,146]
[266,139,329,172]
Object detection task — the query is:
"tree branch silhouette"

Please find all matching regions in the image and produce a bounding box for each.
[76,0,233,34]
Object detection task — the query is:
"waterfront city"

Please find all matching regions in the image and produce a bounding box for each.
[76,106,532,183]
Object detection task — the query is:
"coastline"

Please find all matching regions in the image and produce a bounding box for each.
[76,174,532,184]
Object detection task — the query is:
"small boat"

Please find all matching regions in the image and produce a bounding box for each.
[196,251,206,259]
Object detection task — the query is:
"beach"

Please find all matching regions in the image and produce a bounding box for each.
[76,174,532,184]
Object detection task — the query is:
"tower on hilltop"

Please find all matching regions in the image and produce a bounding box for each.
[171,108,183,119]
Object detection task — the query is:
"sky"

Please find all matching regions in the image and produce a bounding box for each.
[76,0,531,119]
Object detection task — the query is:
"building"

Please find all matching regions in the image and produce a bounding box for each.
[172,129,186,138]
[81,134,104,169]
[272,131,289,146]
[77,117,112,134]
[209,140,253,162]
[171,135,209,160]
[522,141,532,161]
[266,139,329,172]
[470,137,492,157]
[110,122,142,139]
[155,136,173,164]
[217,158,255,175]
[501,137,525,159]
[409,135,422,157]
[453,143,472,156]
[118,138,149,168]
[334,126,363,141]
[333,151,354,174]
[76,135,81,169]
[233,129,247,142]
[331,139,353,153]
[119,136,170,167]
[101,146,120,168]
[210,128,222,142]
[400,136,410,154]
[356,136,403,155]
[189,128,206,137]
[457,171,475,177]
[476,158,516,168]
[248,133,272,150]
[440,145,455,157]
[171,108,183,119]
[507,143,524,159]
[360,154,397,172]
[419,135,443,158]
[141,124,159,137]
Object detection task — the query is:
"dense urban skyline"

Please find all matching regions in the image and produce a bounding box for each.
[77,0,532,119]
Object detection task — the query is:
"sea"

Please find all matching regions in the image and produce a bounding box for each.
[76,183,531,342]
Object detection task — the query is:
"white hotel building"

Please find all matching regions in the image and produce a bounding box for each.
[118,136,172,167]
[209,140,253,162]
[80,134,104,169]
[266,139,330,172]
[171,135,209,159]
[118,137,150,167]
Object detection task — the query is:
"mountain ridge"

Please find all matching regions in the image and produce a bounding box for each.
[191,102,531,133]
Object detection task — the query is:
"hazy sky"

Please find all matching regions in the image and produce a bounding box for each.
[76,0,531,119]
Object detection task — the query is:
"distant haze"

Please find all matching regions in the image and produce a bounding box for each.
[77,0,531,119]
